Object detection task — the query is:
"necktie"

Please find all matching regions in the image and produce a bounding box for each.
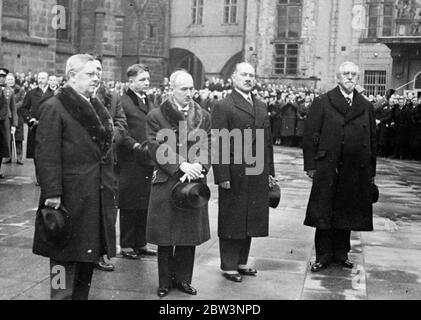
[247,95,253,106]
[181,107,189,117]
[345,97,352,107]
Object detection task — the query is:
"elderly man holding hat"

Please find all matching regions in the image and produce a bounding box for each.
[0,67,18,179]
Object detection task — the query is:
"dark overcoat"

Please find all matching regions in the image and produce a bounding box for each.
[280,102,298,137]
[303,86,377,231]
[296,102,310,137]
[13,85,27,142]
[20,87,54,158]
[269,102,284,139]
[145,99,211,246]
[212,90,275,240]
[0,86,18,158]
[117,89,154,210]
[375,103,393,148]
[32,86,117,263]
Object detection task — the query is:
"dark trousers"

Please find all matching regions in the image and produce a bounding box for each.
[219,238,252,271]
[157,246,195,288]
[120,209,147,249]
[315,229,351,264]
[49,259,94,300]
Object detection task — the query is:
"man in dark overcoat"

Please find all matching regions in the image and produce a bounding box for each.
[20,72,54,183]
[91,55,128,272]
[303,61,377,272]
[117,64,156,260]
[33,54,117,300]
[0,68,18,178]
[146,70,211,297]
[4,73,26,164]
[212,62,275,283]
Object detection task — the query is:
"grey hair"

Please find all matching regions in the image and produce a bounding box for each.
[169,69,191,88]
[65,54,95,79]
[336,61,360,79]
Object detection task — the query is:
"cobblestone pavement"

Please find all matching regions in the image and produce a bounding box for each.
[0,146,420,300]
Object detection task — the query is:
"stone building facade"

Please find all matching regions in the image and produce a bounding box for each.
[0,0,170,85]
[1,0,420,92]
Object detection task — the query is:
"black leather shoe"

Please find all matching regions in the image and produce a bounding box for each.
[95,260,115,272]
[137,248,157,256]
[173,282,197,295]
[223,272,243,283]
[337,259,354,269]
[16,161,24,165]
[121,250,140,260]
[311,262,330,272]
[157,287,170,298]
[0,174,5,179]
[238,268,257,276]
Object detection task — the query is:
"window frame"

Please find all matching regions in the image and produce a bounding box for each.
[276,0,303,40]
[223,0,238,25]
[365,0,395,39]
[192,0,204,25]
[274,43,300,76]
[364,70,387,96]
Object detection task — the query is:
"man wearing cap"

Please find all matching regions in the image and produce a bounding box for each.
[0,68,18,179]
[33,54,117,300]
[21,72,54,183]
[145,70,211,298]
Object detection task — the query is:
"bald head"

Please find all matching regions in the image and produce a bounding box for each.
[170,70,194,107]
[232,62,256,93]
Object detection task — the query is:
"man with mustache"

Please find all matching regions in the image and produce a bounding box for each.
[303,61,377,272]
[212,62,275,283]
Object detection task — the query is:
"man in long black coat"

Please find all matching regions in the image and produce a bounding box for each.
[20,72,54,183]
[0,68,18,179]
[33,54,117,300]
[212,62,275,283]
[117,64,156,260]
[91,55,128,272]
[303,61,377,272]
[146,70,211,297]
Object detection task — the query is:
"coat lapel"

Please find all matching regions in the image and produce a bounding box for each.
[327,86,349,117]
[126,88,149,114]
[57,86,114,156]
[231,90,255,118]
[345,91,366,123]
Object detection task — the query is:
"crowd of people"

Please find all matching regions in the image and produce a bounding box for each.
[1,67,421,179]
[1,53,419,301]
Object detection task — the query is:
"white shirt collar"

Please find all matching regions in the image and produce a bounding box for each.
[40,85,49,94]
[78,92,91,103]
[339,86,354,101]
[173,99,189,112]
[235,88,252,102]
[134,91,146,100]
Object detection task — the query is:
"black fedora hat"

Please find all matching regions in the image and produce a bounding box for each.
[269,176,281,209]
[269,184,281,209]
[35,205,72,248]
[371,183,379,204]
[171,181,211,210]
